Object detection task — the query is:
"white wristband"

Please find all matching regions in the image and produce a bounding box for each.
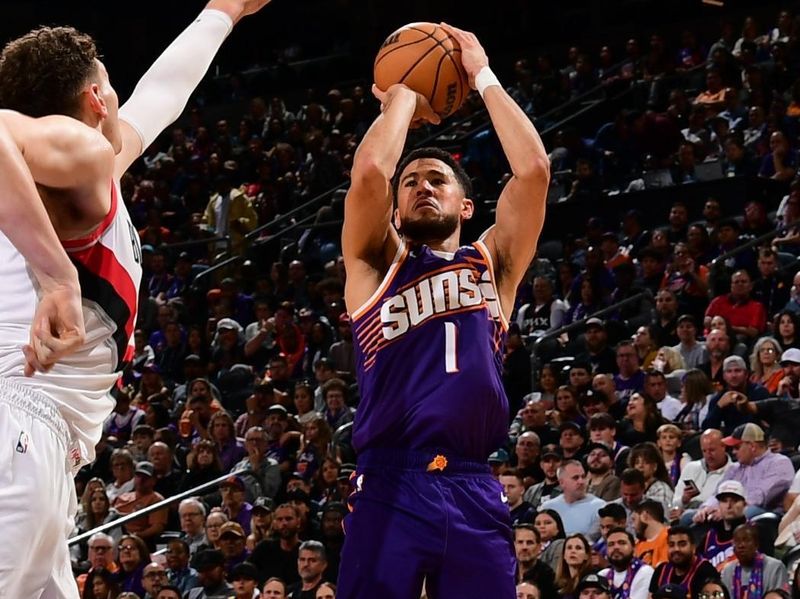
[475,66,501,98]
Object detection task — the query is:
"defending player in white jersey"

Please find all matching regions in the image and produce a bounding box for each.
[0,1,273,597]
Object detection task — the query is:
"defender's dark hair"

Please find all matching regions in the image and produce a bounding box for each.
[0,26,99,118]
[391,147,473,201]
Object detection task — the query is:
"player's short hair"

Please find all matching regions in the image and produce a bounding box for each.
[391,147,472,201]
[0,26,99,117]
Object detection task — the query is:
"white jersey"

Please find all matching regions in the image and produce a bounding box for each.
[0,181,141,465]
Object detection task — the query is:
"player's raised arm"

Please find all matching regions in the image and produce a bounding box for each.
[114,0,273,178]
[441,23,550,314]
[342,84,439,307]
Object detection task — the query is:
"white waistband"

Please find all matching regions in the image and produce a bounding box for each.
[0,377,69,449]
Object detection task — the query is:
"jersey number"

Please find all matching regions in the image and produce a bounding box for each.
[444,322,459,373]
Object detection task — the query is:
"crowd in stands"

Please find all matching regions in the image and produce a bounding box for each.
[66,5,800,599]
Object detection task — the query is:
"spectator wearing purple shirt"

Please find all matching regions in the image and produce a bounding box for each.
[613,340,646,404]
[220,475,254,536]
[209,411,247,472]
[701,423,794,517]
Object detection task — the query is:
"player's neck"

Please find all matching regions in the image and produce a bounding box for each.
[404,233,461,254]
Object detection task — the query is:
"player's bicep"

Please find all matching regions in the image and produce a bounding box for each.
[492,174,548,286]
[113,120,145,180]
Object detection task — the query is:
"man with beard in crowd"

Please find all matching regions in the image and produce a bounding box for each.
[599,528,654,599]
[649,526,717,599]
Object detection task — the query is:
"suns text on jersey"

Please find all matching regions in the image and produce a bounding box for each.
[380,267,500,340]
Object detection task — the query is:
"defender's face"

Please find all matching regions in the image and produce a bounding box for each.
[95,59,122,153]
[394,158,473,240]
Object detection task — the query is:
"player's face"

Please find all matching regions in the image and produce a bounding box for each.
[394,158,473,242]
[93,59,122,153]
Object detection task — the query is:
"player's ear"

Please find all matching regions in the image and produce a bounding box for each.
[393,207,402,230]
[85,82,109,120]
[461,198,474,221]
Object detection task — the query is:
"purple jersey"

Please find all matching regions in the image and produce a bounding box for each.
[350,240,509,461]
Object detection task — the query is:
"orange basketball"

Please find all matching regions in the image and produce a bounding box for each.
[374,22,469,119]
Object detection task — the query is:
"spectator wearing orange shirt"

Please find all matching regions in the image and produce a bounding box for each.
[634,499,669,568]
[112,462,168,547]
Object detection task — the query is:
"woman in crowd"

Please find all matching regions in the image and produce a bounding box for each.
[674,369,713,433]
[316,456,343,503]
[554,385,586,427]
[208,410,247,471]
[293,380,319,425]
[697,578,730,599]
[629,442,675,513]
[618,392,664,446]
[82,567,121,599]
[555,534,593,598]
[534,363,559,408]
[117,534,151,597]
[749,336,785,394]
[316,582,336,598]
[652,346,686,375]
[564,278,606,326]
[775,311,800,352]
[178,439,224,494]
[535,508,567,571]
[295,416,333,481]
[634,325,659,370]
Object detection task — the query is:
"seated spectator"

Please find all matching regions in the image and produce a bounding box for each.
[515,276,567,338]
[671,429,732,522]
[618,393,664,448]
[648,526,718,598]
[106,448,136,504]
[749,337,784,395]
[629,442,675,514]
[775,311,800,352]
[510,399,559,447]
[524,445,562,509]
[586,442,621,501]
[178,439,224,497]
[701,424,794,517]
[720,525,788,594]
[693,68,727,117]
[188,548,234,599]
[701,356,769,436]
[74,534,119,597]
[514,524,557,594]
[501,470,536,526]
[576,318,618,376]
[633,499,669,567]
[554,534,593,597]
[759,131,797,182]
[614,341,647,404]
[704,270,766,344]
[598,528,655,599]
[540,459,605,541]
[164,538,199,596]
[231,427,282,501]
[117,534,151,597]
[229,561,260,599]
[674,369,713,433]
[220,476,253,536]
[646,370,683,421]
[672,316,708,371]
[534,508,567,572]
[656,424,690,487]
[83,567,121,599]
[113,462,167,547]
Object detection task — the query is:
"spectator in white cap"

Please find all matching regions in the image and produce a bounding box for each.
[698,424,794,518]
[777,347,800,398]
[696,480,749,569]
[701,356,769,436]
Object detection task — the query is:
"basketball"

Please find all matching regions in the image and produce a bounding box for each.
[374,22,470,119]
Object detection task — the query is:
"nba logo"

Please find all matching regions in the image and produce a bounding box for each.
[15,431,28,454]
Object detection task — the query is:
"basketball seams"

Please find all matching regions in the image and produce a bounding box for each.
[428,50,450,107]
[398,30,458,95]
[374,30,437,68]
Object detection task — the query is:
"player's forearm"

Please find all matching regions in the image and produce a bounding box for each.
[119,9,234,151]
[0,120,78,291]
[352,89,417,181]
[482,86,549,183]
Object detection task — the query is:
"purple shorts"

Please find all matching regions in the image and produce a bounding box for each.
[337,448,516,599]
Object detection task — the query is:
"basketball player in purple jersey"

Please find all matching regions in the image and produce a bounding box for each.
[338,23,550,598]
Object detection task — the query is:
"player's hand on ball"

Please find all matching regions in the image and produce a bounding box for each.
[372,84,441,128]
[23,282,86,377]
[439,23,489,89]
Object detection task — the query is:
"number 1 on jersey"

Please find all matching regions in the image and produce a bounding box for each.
[444,322,459,373]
